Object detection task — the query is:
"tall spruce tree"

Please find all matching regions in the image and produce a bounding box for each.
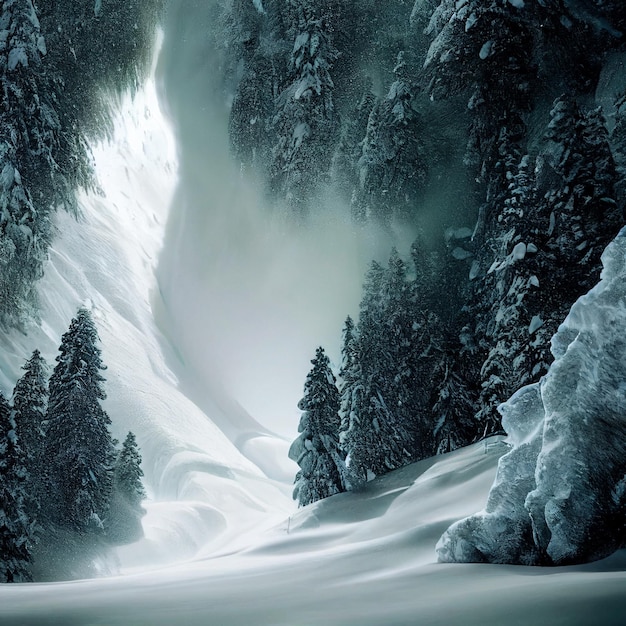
[343,258,416,485]
[354,52,426,224]
[12,349,47,522]
[0,391,32,582]
[270,2,339,212]
[227,0,283,176]
[0,0,68,325]
[44,309,115,534]
[289,346,347,506]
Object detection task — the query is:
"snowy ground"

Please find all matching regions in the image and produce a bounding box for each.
[1,439,625,625]
[0,21,625,625]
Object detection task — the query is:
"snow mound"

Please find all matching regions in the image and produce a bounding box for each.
[438,230,626,565]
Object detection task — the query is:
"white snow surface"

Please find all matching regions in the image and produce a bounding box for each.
[2,439,626,625]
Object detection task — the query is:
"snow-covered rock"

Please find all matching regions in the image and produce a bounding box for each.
[438,229,626,565]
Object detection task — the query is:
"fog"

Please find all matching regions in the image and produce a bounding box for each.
[155,0,404,438]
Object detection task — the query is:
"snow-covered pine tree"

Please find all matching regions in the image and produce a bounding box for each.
[44,309,115,534]
[407,235,478,453]
[0,0,68,325]
[384,248,439,458]
[338,315,358,439]
[354,52,426,224]
[12,349,47,522]
[270,1,339,212]
[423,0,533,179]
[0,391,33,582]
[227,0,284,176]
[474,151,541,432]
[332,83,377,218]
[524,96,623,366]
[431,356,476,454]
[289,346,347,506]
[466,97,622,436]
[108,431,146,544]
[343,258,416,485]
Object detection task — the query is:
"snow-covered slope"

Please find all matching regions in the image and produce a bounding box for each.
[0,64,295,570]
[2,440,625,625]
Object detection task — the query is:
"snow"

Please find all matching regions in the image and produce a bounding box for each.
[438,229,626,567]
[528,314,543,334]
[1,440,626,624]
[479,40,494,60]
[0,4,624,622]
[8,45,28,70]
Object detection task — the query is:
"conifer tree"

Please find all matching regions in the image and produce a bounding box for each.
[108,431,146,544]
[343,258,415,484]
[332,84,377,217]
[466,97,623,435]
[354,52,426,224]
[270,3,339,212]
[0,391,32,582]
[0,0,68,325]
[338,315,358,439]
[12,349,47,521]
[227,0,282,176]
[289,347,347,506]
[44,309,115,534]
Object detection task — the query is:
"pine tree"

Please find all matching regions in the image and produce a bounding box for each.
[289,347,347,506]
[338,315,357,439]
[423,0,533,178]
[12,349,47,521]
[332,83,377,217]
[354,52,426,224]
[0,0,68,325]
[0,391,32,582]
[44,309,115,534]
[466,97,623,436]
[108,431,146,544]
[343,258,416,485]
[270,2,339,212]
[227,0,283,176]
[432,357,476,454]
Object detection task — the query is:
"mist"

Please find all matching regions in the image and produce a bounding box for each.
[154,0,406,438]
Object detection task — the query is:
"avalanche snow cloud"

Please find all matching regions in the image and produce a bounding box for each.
[438,229,626,566]
[154,0,387,440]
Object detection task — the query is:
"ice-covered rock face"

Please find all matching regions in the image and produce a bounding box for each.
[438,231,626,565]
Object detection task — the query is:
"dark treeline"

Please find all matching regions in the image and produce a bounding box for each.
[215,1,626,504]
[1,308,145,582]
[0,0,162,327]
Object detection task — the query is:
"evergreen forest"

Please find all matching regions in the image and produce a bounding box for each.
[212,1,626,505]
[1,308,145,582]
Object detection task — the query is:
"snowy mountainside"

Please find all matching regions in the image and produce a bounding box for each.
[0,72,295,570]
[2,439,625,625]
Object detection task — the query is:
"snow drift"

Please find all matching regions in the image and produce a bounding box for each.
[438,229,626,565]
